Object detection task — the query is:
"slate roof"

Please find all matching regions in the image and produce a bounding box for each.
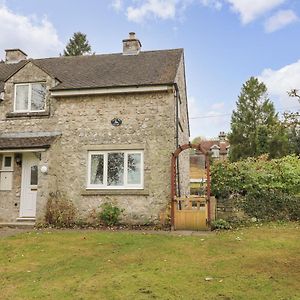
[0,49,183,92]
[0,60,27,92]
[0,136,58,150]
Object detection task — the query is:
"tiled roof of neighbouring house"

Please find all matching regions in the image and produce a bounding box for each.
[200,140,230,154]
[0,49,183,92]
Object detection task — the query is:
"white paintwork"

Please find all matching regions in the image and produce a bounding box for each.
[0,149,46,153]
[87,150,144,190]
[0,172,13,190]
[51,85,172,97]
[14,83,46,113]
[19,153,39,218]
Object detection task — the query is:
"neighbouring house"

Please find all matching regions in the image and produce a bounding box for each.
[200,131,230,161]
[189,132,229,194]
[0,33,190,225]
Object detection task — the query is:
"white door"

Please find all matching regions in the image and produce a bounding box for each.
[19,153,39,218]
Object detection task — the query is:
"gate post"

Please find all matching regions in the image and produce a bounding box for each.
[170,154,176,230]
[205,154,211,225]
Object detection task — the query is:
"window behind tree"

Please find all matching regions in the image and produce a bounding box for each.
[14,83,46,112]
[88,151,143,189]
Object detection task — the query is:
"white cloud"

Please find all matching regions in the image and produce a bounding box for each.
[112,0,123,11]
[0,5,63,59]
[258,60,300,109]
[200,0,222,10]
[264,9,298,32]
[127,0,177,23]
[225,0,287,24]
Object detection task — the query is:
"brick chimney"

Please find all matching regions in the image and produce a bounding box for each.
[219,131,226,143]
[122,32,142,55]
[5,49,27,64]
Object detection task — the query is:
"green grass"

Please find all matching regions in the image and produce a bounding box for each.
[0,223,299,300]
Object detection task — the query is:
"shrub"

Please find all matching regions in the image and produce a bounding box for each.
[99,203,123,226]
[236,191,300,221]
[211,219,231,230]
[211,155,300,221]
[45,194,77,227]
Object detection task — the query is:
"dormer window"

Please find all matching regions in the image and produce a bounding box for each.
[210,145,220,158]
[14,83,46,112]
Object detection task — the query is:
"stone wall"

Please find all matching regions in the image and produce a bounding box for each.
[0,58,190,225]
[175,54,190,197]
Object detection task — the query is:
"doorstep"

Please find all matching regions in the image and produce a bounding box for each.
[0,222,35,229]
[0,217,35,228]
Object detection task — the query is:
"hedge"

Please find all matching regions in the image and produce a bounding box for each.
[211,155,300,221]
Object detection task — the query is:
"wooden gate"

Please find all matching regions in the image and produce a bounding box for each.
[174,196,208,230]
[171,143,211,231]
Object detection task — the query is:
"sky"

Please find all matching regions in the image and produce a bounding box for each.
[0,0,300,139]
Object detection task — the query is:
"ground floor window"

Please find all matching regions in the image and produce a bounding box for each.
[87,150,144,189]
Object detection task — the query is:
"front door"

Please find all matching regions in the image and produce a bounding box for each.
[19,153,39,218]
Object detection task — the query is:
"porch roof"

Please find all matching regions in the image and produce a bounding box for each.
[0,135,58,150]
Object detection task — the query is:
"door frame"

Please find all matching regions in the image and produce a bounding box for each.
[19,152,39,218]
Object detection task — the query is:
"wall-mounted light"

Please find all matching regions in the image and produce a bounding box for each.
[15,153,22,166]
[40,165,48,174]
[0,92,4,103]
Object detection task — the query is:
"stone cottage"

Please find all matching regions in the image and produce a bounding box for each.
[0,33,190,225]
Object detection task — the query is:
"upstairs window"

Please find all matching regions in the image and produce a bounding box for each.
[87,150,144,189]
[211,145,220,158]
[14,83,46,112]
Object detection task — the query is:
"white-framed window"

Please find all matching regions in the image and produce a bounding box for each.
[211,145,220,158]
[1,154,14,171]
[14,82,46,112]
[87,150,144,189]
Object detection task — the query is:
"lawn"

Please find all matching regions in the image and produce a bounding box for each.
[0,223,299,300]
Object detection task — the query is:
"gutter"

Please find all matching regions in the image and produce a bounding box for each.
[50,85,173,97]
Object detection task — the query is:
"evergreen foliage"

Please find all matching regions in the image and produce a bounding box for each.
[228,77,288,161]
[63,32,92,56]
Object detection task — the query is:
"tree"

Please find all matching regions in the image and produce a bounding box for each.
[284,89,300,155]
[63,32,92,56]
[228,77,285,161]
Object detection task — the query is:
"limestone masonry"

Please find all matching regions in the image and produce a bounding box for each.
[0,33,190,225]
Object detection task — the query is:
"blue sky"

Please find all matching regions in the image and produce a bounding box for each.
[1,0,300,138]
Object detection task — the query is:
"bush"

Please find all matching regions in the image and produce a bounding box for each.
[211,219,231,230]
[45,194,77,227]
[236,191,300,221]
[211,155,300,221]
[99,203,123,226]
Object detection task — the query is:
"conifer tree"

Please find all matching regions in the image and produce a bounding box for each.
[228,77,279,161]
[63,32,92,56]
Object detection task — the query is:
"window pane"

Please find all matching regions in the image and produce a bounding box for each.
[31,83,46,111]
[15,85,29,111]
[90,155,104,185]
[127,153,141,184]
[107,153,124,186]
[30,165,38,185]
[4,157,12,168]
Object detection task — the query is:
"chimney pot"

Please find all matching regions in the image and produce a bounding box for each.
[122,32,142,55]
[129,32,136,39]
[5,49,27,64]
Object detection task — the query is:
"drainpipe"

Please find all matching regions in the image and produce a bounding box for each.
[174,83,181,197]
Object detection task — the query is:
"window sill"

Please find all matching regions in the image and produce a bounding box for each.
[81,189,149,196]
[6,111,50,119]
